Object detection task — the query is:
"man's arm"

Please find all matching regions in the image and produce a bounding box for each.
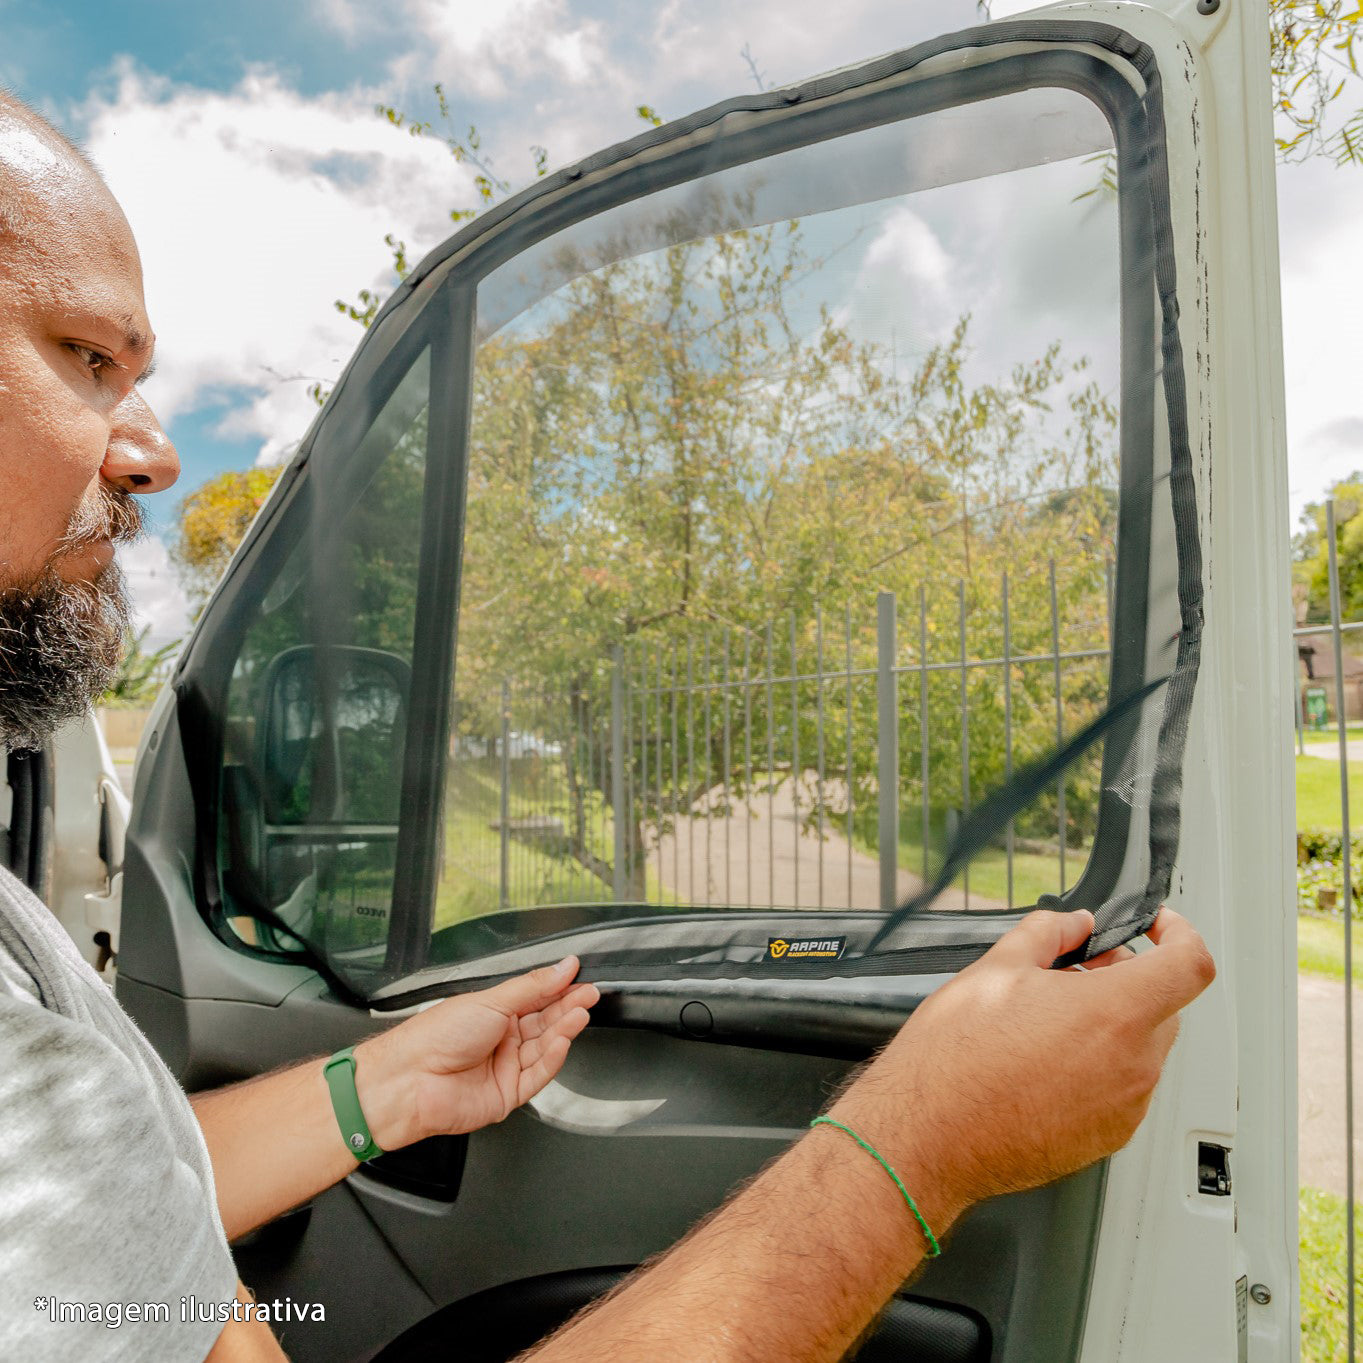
[192,957,599,1242]
[521,907,1215,1363]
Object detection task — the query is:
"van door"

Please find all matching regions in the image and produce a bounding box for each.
[117,4,1293,1359]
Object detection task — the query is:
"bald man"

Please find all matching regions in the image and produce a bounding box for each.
[0,93,1216,1362]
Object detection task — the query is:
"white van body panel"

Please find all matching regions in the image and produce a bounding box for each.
[1065,1,1295,1359]
[49,711,129,976]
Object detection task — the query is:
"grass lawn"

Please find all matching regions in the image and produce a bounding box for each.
[892,824,1079,908]
[1299,913,1355,982]
[1300,723,1363,742]
[1297,755,1363,828]
[1301,1185,1363,1362]
[434,757,676,931]
[424,749,1354,926]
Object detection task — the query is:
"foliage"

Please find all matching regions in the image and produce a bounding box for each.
[335,83,560,333]
[448,213,1118,891]
[1301,1184,1363,1362]
[987,0,1363,174]
[1296,830,1363,919]
[1272,0,1363,165]
[171,467,284,611]
[1298,854,1363,914]
[100,626,179,707]
[1300,826,1363,861]
[297,75,1127,903]
[240,73,1128,917]
[1293,473,1363,620]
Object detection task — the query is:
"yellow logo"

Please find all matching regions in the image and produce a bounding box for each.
[769,939,790,958]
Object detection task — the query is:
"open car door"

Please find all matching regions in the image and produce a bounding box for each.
[117,3,1294,1359]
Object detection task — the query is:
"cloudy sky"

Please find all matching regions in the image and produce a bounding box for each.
[4,0,1360,643]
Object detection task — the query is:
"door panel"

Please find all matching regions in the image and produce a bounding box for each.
[232,1026,1103,1362]
[116,6,1286,1360]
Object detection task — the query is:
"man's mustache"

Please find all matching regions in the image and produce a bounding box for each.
[58,484,144,557]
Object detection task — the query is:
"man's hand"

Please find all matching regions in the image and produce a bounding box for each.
[830,906,1216,1227]
[523,908,1215,1363]
[194,956,598,1243]
[354,957,600,1151]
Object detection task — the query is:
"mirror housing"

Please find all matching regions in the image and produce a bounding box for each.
[256,645,410,828]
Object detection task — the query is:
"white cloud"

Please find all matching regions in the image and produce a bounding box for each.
[1276,152,1363,522]
[865,207,952,290]
[73,62,488,641]
[321,0,611,98]
[63,0,1363,640]
[80,60,476,447]
[119,535,192,648]
[639,0,976,97]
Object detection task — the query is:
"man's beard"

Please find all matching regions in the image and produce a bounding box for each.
[0,485,143,753]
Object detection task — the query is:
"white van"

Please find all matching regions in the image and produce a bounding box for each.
[10,2,1295,1358]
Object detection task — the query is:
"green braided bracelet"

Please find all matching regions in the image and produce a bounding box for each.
[809,1115,941,1259]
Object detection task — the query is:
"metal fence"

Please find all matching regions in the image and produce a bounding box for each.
[1295,500,1359,1356]
[443,559,1115,920]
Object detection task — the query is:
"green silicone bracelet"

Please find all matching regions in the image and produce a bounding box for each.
[323,1047,384,1163]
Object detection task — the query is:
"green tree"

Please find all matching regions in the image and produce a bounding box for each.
[171,467,284,611]
[100,626,179,707]
[311,83,1130,905]
[1272,0,1363,165]
[1295,473,1363,620]
[448,219,1117,888]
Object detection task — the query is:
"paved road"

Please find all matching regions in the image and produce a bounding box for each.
[652,775,1004,912]
[1300,972,1363,1196]
[1301,739,1363,762]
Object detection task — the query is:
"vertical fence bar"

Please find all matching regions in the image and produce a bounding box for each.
[791,611,801,909]
[703,633,713,908]
[767,621,776,910]
[586,693,597,894]
[499,679,510,910]
[626,650,635,895]
[579,692,590,898]
[1327,498,1357,1361]
[671,644,680,900]
[516,689,526,906]
[539,687,550,905]
[877,591,899,914]
[1293,635,1306,757]
[1003,570,1014,909]
[656,646,665,906]
[686,637,697,905]
[816,603,826,909]
[601,703,610,892]
[612,647,627,902]
[638,644,647,901]
[1049,559,1067,893]
[845,603,855,911]
[586,691,596,894]
[959,580,970,907]
[723,629,733,908]
[744,630,753,908]
[919,588,930,882]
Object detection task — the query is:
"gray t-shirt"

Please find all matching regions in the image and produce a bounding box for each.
[0,865,237,1361]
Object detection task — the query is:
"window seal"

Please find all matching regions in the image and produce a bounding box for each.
[181,19,1200,995]
[372,29,1196,994]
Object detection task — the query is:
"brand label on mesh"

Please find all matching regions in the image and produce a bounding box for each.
[766,936,847,961]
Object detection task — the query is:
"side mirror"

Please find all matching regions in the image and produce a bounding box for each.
[256,645,410,828]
